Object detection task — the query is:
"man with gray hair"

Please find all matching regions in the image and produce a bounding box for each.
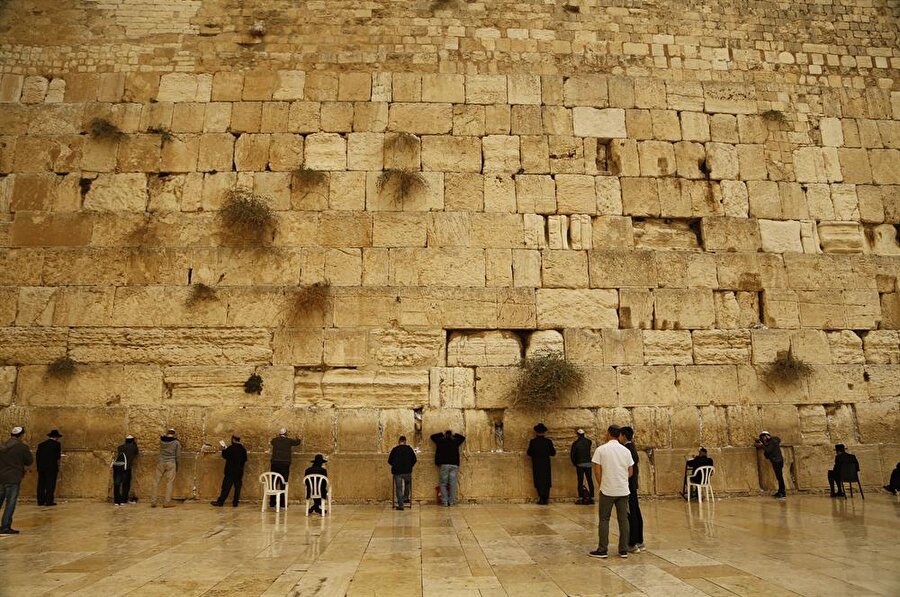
[0,426,33,534]
[270,428,301,508]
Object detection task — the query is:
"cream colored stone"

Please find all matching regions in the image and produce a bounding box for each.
[295,369,429,408]
[654,289,715,330]
[447,330,522,367]
[429,367,475,408]
[759,219,802,253]
[617,366,676,406]
[535,289,618,329]
[572,107,626,138]
[482,135,520,173]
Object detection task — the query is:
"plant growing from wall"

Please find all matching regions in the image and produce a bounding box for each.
[186,283,218,307]
[88,118,124,141]
[761,109,788,125]
[512,351,585,409]
[763,349,812,384]
[147,126,176,144]
[376,169,427,205]
[219,189,276,244]
[128,215,160,247]
[293,166,327,195]
[384,132,419,156]
[244,373,264,394]
[47,356,77,379]
[288,281,331,323]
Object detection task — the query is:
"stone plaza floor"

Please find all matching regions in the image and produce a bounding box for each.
[0,495,897,596]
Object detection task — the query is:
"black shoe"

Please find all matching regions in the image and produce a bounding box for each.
[210,501,223,507]
[585,499,595,505]
[774,492,786,499]
[394,506,404,511]
[46,503,57,506]
[232,503,239,507]
[618,551,629,559]
[588,550,608,559]
[0,528,20,534]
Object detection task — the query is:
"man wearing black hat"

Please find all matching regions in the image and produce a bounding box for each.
[36,429,63,506]
[112,435,139,506]
[304,454,328,515]
[212,435,248,507]
[0,426,33,534]
[527,423,556,505]
[827,444,859,498]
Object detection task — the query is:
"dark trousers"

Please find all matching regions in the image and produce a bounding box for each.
[37,469,58,505]
[0,482,21,530]
[827,469,844,494]
[627,489,644,546]
[598,493,630,555]
[393,473,412,508]
[270,461,290,507]
[113,468,133,504]
[772,460,786,494]
[217,473,243,505]
[576,466,594,499]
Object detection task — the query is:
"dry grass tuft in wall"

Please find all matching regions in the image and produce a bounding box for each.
[88,118,124,141]
[377,169,427,204]
[512,351,584,409]
[186,283,219,307]
[219,189,276,244]
[764,349,812,384]
[46,356,77,379]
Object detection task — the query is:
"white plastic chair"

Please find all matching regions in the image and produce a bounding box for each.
[304,474,331,517]
[687,466,715,504]
[259,472,288,512]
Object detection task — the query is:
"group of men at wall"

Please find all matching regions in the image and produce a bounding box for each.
[1,423,898,536]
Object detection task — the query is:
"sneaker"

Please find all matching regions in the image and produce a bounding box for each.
[619,551,629,559]
[774,493,786,499]
[588,550,608,559]
[636,543,646,552]
[0,528,20,534]
[114,503,121,508]
[628,545,641,554]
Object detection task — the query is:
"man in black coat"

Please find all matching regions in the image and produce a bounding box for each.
[212,435,248,507]
[388,436,417,511]
[431,430,465,506]
[619,426,644,553]
[755,431,786,498]
[270,428,301,508]
[304,454,328,515]
[827,444,859,498]
[527,423,556,505]
[112,434,139,506]
[36,429,62,506]
[570,429,594,504]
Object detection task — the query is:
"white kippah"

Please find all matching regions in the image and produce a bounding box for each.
[576,428,585,434]
[11,426,23,435]
[279,428,287,435]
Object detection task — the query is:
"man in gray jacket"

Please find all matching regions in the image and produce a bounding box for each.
[0,426,33,534]
[150,429,181,508]
[755,431,786,499]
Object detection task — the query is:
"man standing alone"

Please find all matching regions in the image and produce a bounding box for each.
[270,428,301,508]
[570,429,594,505]
[618,427,644,553]
[150,428,181,508]
[0,426,33,534]
[430,430,465,506]
[527,423,556,505]
[388,436,417,510]
[211,435,248,507]
[755,431,786,498]
[590,425,633,560]
[36,429,63,506]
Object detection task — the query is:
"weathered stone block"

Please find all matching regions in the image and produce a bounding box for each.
[447,331,522,367]
[617,366,676,406]
[654,288,715,330]
[18,364,162,406]
[692,330,751,364]
[535,289,618,329]
[572,107,625,138]
[429,367,475,409]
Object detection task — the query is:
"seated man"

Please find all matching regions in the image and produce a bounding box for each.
[884,462,900,495]
[827,444,859,497]
[687,447,714,483]
[304,454,328,514]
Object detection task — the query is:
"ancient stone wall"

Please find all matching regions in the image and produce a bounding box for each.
[0,0,897,502]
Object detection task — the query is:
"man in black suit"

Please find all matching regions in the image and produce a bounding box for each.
[211,435,248,507]
[827,444,859,498]
[36,429,62,506]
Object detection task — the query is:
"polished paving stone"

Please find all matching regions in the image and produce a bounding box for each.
[1,495,898,596]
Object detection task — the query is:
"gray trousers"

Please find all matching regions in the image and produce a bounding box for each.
[598,493,630,554]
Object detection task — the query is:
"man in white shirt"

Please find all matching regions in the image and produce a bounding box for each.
[589,425,634,559]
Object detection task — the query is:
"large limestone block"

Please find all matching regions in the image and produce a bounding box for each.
[863,330,900,364]
[561,366,618,408]
[869,149,900,184]
[619,288,654,329]
[535,289,618,329]
[856,401,900,444]
[26,406,126,452]
[692,330,752,364]
[503,408,596,452]
[638,141,676,177]
[458,454,527,500]
[761,289,801,328]
[525,330,565,359]
[826,330,865,364]
[429,367,475,409]
[736,365,808,405]
[701,217,761,252]
[798,404,828,445]
[390,248,485,287]
[675,365,740,406]
[482,135,521,173]
[588,249,656,288]
[370,328,445,368]
[295,369,429,408]
[0,327,67,364]
[714,290,760,329]
[17,364,162,406]
[562,328,603,366]
[617,366,676,406]
[601,329,643,365]
[705,143,738,180]
[474,366,518,409]
[157,73,212,102]
[421,136,481,172]
[0,368,14,406]
[572,108,625,138]
[759,219,802,253]
[323,328,367,366]
[654,288,715,330]
[164,366,293,407]
[69,328,272,366]
[388,103,452,134]
[335,409,381,453]
[563,75,608,107]
[806,366,867,404]
[541,251,588,288]
[304,133,346,170]
[642,331,693,365]
[817,222,866,254]
[447,330,522,367]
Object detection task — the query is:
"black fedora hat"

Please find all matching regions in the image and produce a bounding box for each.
[47,429,62,438]
[533,423,548,433]
[311,454,327,464]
